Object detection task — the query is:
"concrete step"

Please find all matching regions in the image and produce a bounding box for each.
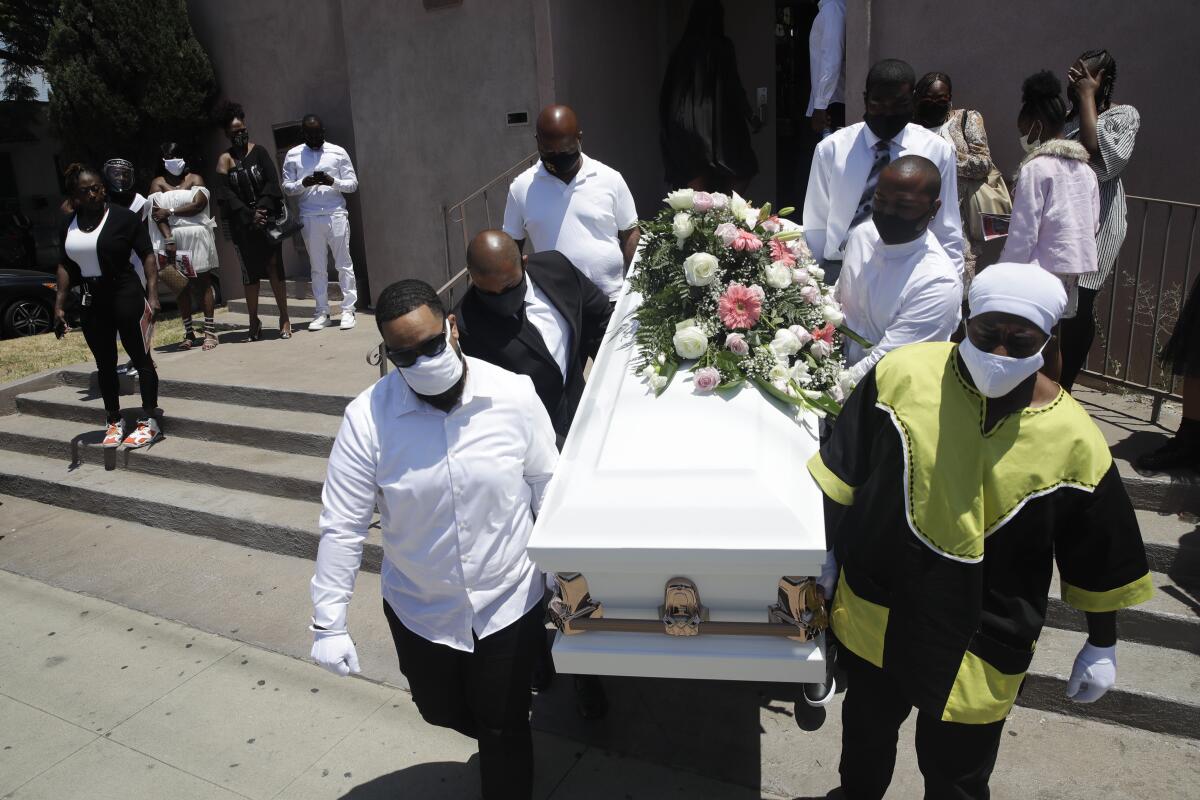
[0,415,327,504]
[1135,507,1200,577]
[0,452,383,573]
[1046,569,1198,654]
[14,385,340,458]
[1020,623,1200,740]
[58,363,356,417]
[284,279,344,301]
[227,296,344,319]
[1116,457,1200,516]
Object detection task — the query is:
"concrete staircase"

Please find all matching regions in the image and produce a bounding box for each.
[0,345,1197,747]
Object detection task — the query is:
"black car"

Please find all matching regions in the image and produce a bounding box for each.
[0,268,57,338]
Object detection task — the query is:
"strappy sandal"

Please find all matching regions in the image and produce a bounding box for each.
[179,337,196,351]
[248,317,263,342]
[280,321,292,340]
[203,332,219,351]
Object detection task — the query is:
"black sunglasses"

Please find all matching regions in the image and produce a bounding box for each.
[386,329,448,368]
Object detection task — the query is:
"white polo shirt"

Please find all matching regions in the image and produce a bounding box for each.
[503,153,638,300]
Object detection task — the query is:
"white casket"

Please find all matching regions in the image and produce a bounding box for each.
[527,284,829,684]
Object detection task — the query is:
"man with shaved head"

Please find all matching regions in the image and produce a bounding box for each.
[832,154,962,391]
[455,228,612,718]
[503,104,640,303]
[282,112,360,331]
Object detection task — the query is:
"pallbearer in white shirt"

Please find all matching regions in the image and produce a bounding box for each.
[310,279,558,800]
[836,156,962,389]
[804,59,964,285]
[807,0,846,135]
[282,114,359,331]
[503,105,641,303]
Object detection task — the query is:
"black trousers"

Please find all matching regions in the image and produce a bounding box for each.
[1059,286,1099,391]
[79,277,158,422]
[838,649,1005,800]
[383,600,542,800]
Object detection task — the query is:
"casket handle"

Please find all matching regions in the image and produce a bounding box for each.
[548,572,604,635]
[768,576,829,641]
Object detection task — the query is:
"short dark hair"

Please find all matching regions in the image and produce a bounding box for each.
[1020,70,1067,129]
[888,154,942,202]
[160,141,183,159]
[214,101,245,130]
[866,59,916,93]
[63,162,101,196]
[914,71,952,98]
[302,113,323,128]
[376,279,444,328]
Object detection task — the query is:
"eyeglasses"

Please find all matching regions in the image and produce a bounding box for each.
[385,329,449,368]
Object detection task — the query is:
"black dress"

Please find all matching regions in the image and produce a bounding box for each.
[1162,275,1200,377]
[218,144,283,284]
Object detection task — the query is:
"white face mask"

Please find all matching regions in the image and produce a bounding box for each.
[958,336,1045,398]
[163,158,186,176]
[1017,122,1043,154]
[397,324,464,396]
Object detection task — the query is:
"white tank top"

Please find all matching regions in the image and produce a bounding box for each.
[65,208,111,278]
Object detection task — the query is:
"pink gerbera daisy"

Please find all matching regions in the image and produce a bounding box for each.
[812,322,836,343]
[719,283,763,329]
[768,238,795,265]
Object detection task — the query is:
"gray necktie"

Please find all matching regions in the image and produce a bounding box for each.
[844,140,892,245]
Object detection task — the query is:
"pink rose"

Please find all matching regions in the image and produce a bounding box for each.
[724,332,750,356]
[793,268,811,285]
[714,222,740,246]
[788,325,813,347]
[800,284,820,305]
[788,238,814,262]
[760,216,782,234]
[730,230,763,252]
[748,284,765,301]
[692,192,714,213]
[693,366,721,393]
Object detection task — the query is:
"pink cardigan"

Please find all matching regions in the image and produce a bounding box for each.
[1000,139,1100,276]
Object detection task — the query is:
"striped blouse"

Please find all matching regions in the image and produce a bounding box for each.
[1065,105,1140,290]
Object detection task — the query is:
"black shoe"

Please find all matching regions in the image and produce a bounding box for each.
[1136,438,1200,473]
[531,654,555,693]
[803,640,838,707]
[574,675,608,720]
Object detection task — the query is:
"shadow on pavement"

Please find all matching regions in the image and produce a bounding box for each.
[338,756,479,799]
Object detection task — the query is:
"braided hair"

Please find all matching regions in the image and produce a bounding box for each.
[914,71,953,99]
[1020,70,1067,136]
[1068,48,1118,118]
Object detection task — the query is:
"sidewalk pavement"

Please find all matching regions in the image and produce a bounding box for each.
[0,569,775,800]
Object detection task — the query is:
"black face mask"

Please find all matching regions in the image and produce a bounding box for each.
[541,149,580,176]
[304,134,325,149]
[872,207,930,245]
[231,130,249,149]
[476,273,527,318]
[915,100,951,127]
[864,111,911,142]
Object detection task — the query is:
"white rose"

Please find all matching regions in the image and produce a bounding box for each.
[763,260,793,290]
[809,265,826,282]
[810,339,833,359]
[648,374,669,392]
[822,304,845,326]
[672,325,709,360]
[770,328,802,357]
[768,364,790,384]
[682,252,719,286]
[664,188,695,210]
[672,212,696,241]
[709,192,730,210]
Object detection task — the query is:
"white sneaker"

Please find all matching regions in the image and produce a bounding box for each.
[102,419,127,448]
[122,417,162,449]
[339,310,356,331]
[308,313,330,332]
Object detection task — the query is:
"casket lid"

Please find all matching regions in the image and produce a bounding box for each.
[528,288,827,575]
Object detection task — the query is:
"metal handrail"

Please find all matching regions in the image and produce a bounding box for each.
[1081,195,1197,422]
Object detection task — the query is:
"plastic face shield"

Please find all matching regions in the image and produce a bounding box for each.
[102,159,134,193]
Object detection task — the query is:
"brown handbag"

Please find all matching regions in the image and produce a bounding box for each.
[155,253,189,296]
[960,110,1012,241]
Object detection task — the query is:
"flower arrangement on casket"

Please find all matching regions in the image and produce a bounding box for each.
[629,189,866,417]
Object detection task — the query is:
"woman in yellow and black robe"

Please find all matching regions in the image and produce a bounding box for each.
[808,337,1152,799]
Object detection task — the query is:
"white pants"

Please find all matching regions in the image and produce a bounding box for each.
[302,212,358,314]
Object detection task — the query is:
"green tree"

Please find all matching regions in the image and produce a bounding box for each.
[43,0,216,168]
[0,0,58,139]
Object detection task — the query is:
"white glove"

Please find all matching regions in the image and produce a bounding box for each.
[817,550,839,599]
[310,629,361,677]
[1065,641,1116,703]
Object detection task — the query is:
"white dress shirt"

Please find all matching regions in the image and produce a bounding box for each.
[806,0,846,116]
[837,221,962,385]
[311,357,559,652]
[525,275,571,382]
[803,122,965,276]
[503,153,638,301]
[281,142,359,217]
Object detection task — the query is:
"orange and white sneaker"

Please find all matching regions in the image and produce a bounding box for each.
[122,417,162,449]
[102,419,127,448]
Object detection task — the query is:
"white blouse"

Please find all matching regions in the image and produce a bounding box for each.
[65,209,110,278]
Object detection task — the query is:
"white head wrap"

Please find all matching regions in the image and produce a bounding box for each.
[968,263,1067,335]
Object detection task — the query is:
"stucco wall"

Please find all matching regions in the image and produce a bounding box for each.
[855,0,1199,202]
[187,0,368,302]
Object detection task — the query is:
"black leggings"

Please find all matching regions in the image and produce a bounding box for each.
[1060,286,1099,391]
[80,280,159,422]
